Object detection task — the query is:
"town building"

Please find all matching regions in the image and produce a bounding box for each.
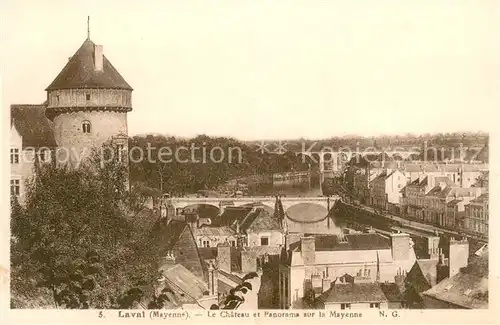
[423,183,484,226]
[421,243,488,309]
[278,232,417,309]
[153,218,207,282]
[10,30,132,203]
[10,105,57,203]
[157,256,217,309]
[400,176,431,220]
[153,212,266,309]
[403,163,487,188]
[198,244,269,308]
[369,169,407,211]
[462,194,489,236]
[192,205,284,249]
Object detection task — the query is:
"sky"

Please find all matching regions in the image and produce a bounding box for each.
[2,0,499,140]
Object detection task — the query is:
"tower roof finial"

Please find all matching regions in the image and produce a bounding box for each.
[87,16,90,39]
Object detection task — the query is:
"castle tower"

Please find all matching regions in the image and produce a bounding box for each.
[45,27,132,175]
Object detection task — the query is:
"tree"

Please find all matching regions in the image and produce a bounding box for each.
[11,144,159,309]
[128,182,162,216]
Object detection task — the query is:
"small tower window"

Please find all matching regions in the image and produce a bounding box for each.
[86,94,91,101]
[82,121,91,133]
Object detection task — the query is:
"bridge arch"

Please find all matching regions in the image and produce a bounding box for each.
[283,202,330,216]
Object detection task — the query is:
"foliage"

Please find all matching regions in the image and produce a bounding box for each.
[128,182,162,214]
[10,144,159,309]
[128,135,312,195]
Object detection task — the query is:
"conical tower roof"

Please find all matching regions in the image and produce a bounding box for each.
[46,38,132,91]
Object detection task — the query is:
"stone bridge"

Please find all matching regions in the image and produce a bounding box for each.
[299,150,420,183]
[166,196,340,216]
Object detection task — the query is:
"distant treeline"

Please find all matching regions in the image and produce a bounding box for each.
[128,135,312,195]
[246,132,489,153]
[128,133,488,195]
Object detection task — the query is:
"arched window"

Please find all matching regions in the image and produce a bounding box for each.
[82,121,91,133]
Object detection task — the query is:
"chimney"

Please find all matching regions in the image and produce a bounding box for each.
[207,261,219,296]
[217,243,232,273]
[322,278,331,292]
[241,250,257,273]
[94,45,103,71]
[428,236,440,260]
[449,238,469,278]
[439,181,447,191]
[394,267,405,287]
[300,236,316,265]
[390,233,411,261]
[311,273,322,290]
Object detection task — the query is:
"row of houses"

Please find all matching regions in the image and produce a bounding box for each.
[345,162,489,237]
[149,194,488,310]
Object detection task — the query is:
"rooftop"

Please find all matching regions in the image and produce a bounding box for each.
[162,264,208,304]
[317,283,388,304]
[239,208,281,233]
[195,226,236,237]
[46,38,132,91]
[11,104,57,148]
[215,207,253,227]
[422,250,488,309]
[290,233,391,252]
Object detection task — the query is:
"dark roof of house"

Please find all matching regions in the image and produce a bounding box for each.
[240,202,274,215]
[11,105,57,148]
[416,260,439,287]
[317,283,388,304]
[379,283,404,302]
[239,208,281,233]
[426,183,454,197]
[372,169,402,183]
[46,38,132,91]
[152,219,188,254]
[215,207,252,227]
[290,233,391,252]
[286,203,328,223]
[422,251,489,309]
[404,261,432,293]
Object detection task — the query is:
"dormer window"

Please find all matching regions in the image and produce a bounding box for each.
[82,121,91,133]
[86,94,91,101]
